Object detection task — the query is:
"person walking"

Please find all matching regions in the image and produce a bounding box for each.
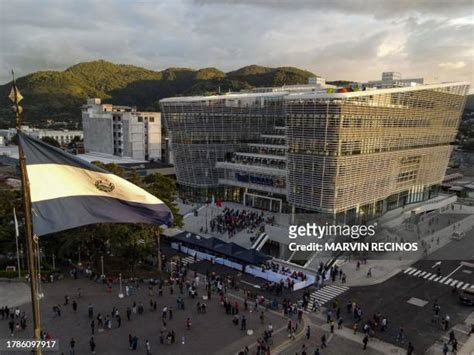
[337,317,343,329]
[306,325,310,339]
[321,334,327,349]
[442,342,449,355]
[396,326,405,343]
[88,303,93,319]
[362,335,369,350]
[126,307,132,321]
[132,335,138,350]
[72,300,77,312]
[241,316,247,331]
[117,314,121,328]
[145,339,151,355]
[8,319,14,336]
[89,337,96,354]
[452,338,458,353]
[407,342,414,355]
[69,338,76,355]
[90,319,95,335]
[444,315,450,331]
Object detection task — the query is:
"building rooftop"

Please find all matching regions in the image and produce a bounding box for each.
[285,81,469,100]
[119,161,174,169]
[76,152,146,164]
[160,81,469,103]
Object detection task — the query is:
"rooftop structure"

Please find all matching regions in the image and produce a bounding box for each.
[367,71,424,89]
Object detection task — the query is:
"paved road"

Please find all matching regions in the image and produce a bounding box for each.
[335,231,474,354]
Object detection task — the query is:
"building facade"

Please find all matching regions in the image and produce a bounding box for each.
[0,126,83,146]
[82,98,162,161]
[161,77,469,222]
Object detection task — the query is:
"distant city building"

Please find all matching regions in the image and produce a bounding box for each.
[81,98,163,162]
[367,71,424,88]
[0,126,83,145]
[161,74,469,223]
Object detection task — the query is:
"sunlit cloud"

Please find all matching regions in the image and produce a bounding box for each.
[0,0,472,88]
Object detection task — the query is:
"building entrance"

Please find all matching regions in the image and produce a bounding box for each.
[244,193,282,213]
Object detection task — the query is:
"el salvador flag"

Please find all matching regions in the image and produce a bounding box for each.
[18,132,173,236]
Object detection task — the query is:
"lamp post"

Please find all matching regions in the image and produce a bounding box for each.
[37,245,44,299]
[52,254,55,271]
[19,244,23,268]
[78,245,82,267]
[118,273,124,298]
[100,256,105,279]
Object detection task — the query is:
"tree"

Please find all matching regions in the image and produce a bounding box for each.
[91,162,125,176]
[67,136,83,149]
[144,173,183,227]
[0,189,23,256]
[41,136,60,148]
[461,139,474,151]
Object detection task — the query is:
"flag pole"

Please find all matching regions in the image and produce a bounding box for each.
[13,208,21,279]
[11,70,43,355]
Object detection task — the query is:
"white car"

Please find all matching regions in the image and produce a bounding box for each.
[451,231,465,240]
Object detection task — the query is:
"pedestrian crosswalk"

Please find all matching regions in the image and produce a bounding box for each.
[403,267,472,290]
[307,285,349,310]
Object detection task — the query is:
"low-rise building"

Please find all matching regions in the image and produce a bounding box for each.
[0,126,83,145]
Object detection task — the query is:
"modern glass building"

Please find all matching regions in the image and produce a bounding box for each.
[160,79,469,223]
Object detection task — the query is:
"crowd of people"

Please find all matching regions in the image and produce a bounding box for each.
[262,261,309,281]
[5,248,473,355]
[0,306,28,337]
[209,208,267,237]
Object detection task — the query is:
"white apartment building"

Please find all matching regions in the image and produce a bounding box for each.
[81,98,161,161]
[0,126,83,145]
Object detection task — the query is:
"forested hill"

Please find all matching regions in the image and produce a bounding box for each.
[0,60,316,128]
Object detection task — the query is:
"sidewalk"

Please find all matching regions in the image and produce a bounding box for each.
[459,312,474,355]
[316,319,407,354]
[334,212,474,287]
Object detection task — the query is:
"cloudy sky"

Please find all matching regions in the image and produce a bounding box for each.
[0,0,472,87]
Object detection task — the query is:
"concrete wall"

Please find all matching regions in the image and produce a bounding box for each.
[147,121,161,160]
[129,122,145,160]
[83,113,113,155]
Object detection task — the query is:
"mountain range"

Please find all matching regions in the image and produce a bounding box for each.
[0,60,318,128]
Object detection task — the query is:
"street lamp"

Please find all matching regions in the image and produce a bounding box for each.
[118,273,124,298]
[100,256,105,279]
[52,254,55,271]
[78,244,82,267]
[37,247,44,299]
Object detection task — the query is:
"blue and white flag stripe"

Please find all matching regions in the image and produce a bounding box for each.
[18,132,173,236]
